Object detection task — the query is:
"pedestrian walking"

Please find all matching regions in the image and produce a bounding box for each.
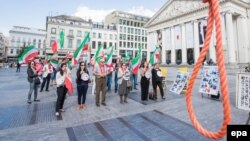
[151,63,165,100]
[118,63,131,103]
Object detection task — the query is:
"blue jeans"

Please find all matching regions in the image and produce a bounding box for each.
[130,74,137,89]
[77,85,88,104]
[114,74,118,93]
[28,81,38,101]
[106,75,112,92]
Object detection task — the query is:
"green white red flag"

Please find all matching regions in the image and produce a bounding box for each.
[73,32,90,65]
[51,31,64,53]
[65,60,73,95]
[18,45,38,64]
[105,46,114,67]
[131,47,142,74]
[149,47,160,66]
[50,59,58,69]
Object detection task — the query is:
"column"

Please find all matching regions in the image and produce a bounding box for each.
[225,12,237,64]
[237,16,249,63]
[209,24,216,62]
[181,24,187,65]
[193,20,200,63]
[147,33,151,61]
[161,29,166,64]
[221,13,228,63]
[171,27,176,64]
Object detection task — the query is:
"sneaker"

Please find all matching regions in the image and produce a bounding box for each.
[55,112,60,116]
[101,103,107,106]
[27,100,32,104]
[34,99,40,102]
[96,104,100,107]
[45,90,49,92]
[162,97,166,100]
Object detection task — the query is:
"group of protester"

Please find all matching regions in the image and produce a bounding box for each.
[26,57,166,116]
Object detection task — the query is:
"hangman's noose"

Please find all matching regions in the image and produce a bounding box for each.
[186,0,231,139]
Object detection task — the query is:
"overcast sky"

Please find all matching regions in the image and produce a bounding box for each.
[0,0,167,36]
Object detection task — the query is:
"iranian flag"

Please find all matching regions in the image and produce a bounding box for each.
[94,45,104,59]
[73,32,90,65]
[50,59,58,69]
[18,45,38,64]
[51,31,64,53]
[83,37,90,51]
[131,47,142,74]
[105,47,114,67]
[150,47,160,66]
[65,61,73,95]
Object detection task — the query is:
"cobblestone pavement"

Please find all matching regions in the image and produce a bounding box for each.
[0,66,248,141]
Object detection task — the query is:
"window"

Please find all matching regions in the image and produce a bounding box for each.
[98,41,102,48]
[115,35,117,40]
[119,34,122,40]
[145,44,147,49]
[123,42,126,47]
[77,31,82,37]
[130,21,133,26]
[104,42,107,49]
[110,34,113,40]
[16,49,19,54]
[38,39,41,48]
[92,41,96,49]
[138,36,141,42]
[122,34,126,40]
[68,39,73,48]
[135,36,137,41]
[131,43,133,48]
[131,28,134,34]
[119,19,123,24]
[119,41,122,47]
[127,35,130,41]
[93,32,96,38]
[128,27,130,33]
[33,39,36,45]
[128,42,130,48]
[131,35,134,41]
[135,29,137,34]
[109,42,112,47]
[104,33,107,40]
[127,21,130,26]
[98,33,102,39]
[51,28,56,34]
[142,30,144,35]
[124,27,126,33]
[120,26,123,32]
[138,29,141,35]
[123,20,126,25]
[50,37,56,46]
[69,30,73,36]
[76,39,81,47]
[10,49,13,54]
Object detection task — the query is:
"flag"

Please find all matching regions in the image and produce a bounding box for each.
[105,47,114,67]
[50,59,58,69]
[59,31,64,48]
[131,47,142,74]
[94,44,104,59]
[51,53,58,60]
[150,47,160,66]
[65,75,73,95]
[18,45,38,64]
[73,32,90,65]
[83,37,90,51]
[51,41,59,53]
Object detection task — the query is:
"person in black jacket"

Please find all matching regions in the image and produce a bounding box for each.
[27,61,40,104]
[140,62,150,101]
[151,63,165,100]
[76,62,90,110]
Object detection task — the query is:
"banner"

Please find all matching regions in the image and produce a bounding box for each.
[199,66,220,95]
[198,19,207,45]
[170,71,189,94]
[236,73,250,111]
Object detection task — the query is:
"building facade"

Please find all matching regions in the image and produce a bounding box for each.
[91,22,118,57]
[105,11,150,59]
[46,15,92,61]
[145,0,250,66]
[8,26,46,61]
[0,33,4,62]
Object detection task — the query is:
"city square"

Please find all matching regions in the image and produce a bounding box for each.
[1,0,250,141]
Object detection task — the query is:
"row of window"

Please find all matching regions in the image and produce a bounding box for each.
[119,41,147,49]
[11,37,45,44]
[51,28,89,37]
[119,34,147,42]
[92,41,116,50]
[119,26,146,35]
[119,19,145,27]
[92,32,117,40]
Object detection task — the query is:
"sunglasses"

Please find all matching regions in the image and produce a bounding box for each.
[81,65,85,66]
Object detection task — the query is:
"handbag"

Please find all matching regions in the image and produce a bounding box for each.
[34,77,41,85]
[126,80,131,87]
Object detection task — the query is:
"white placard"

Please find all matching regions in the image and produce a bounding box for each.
[170,71,189,94]
[236,73,250,111]
[199,66,220,95]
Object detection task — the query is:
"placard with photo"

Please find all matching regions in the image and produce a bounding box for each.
[170,71,189,94]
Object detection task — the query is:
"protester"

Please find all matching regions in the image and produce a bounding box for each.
[140,62,150,101]
[27,61,41,104]
[118,63,131,103]
[76,62,90,110]
[114,60,120,93]
[55,63,68,116]
[106,66,113,93]
[40,60,53,92]
[50,67,57,86]
[151,63,165,100]
[94,59,108,107]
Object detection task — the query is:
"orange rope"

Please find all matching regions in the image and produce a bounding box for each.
[186,0,231,139]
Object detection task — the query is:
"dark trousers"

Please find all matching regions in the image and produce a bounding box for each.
[28,82,38,101]
[95,77,106,104]
[16,67,20,72]
[152,81,164,98]
[77,85,88,104]
[56,86,67,112]
[141,77,149,100]
[114,74,118,93]
[41,74,51,91]
[106,75,112,92]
